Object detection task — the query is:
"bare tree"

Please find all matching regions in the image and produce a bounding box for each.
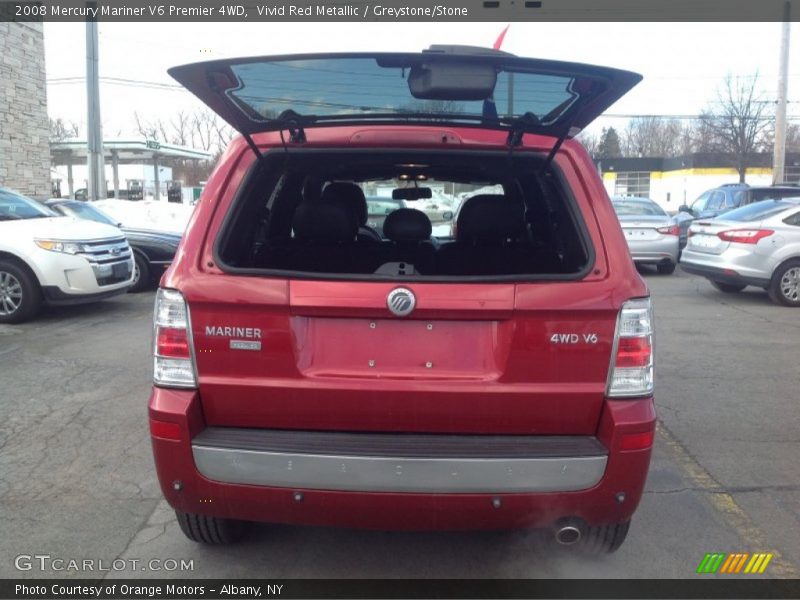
[623,117,684,157]
[698,74,772,182]
[49,117,80,142]
[576,131,599,158]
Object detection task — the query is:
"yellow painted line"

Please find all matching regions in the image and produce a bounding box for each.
[759,554,774,574]
[656,422,797,577]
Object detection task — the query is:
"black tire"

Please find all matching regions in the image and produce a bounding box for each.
[656,261,676,275]
[768,259,800,307]
[0,259,42,324]
[128,252,151,293]
[175,510,245,544]
[579,521,630,554]
[710,280,747,293]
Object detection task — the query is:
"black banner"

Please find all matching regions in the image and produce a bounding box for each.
[3,579,800,599]
[1,0,798,22]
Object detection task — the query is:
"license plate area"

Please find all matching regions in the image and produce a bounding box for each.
[292,317,507,380]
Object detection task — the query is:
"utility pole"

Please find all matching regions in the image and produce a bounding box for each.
[86,9,106,201]
[772,2,791,184]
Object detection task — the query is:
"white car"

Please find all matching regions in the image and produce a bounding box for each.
[0,187,134,323]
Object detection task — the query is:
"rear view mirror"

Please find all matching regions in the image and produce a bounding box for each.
[407,61,496,101]
[393,187,432,201]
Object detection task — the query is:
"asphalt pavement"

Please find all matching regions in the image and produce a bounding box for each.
[0,269,798,579]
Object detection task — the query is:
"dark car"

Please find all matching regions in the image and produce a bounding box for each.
[46,199,181,292]
[680,183,800,220]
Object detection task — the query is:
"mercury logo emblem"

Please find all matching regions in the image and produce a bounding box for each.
[387,288,416,317]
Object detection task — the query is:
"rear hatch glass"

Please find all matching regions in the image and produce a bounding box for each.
[169,48,641,138]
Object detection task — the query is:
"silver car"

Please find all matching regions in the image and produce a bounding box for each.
[680,198,800,306]
[612,197,681,274]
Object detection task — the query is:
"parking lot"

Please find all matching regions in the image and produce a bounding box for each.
[1,268,798,579]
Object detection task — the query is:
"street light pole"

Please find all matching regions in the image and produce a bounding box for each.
[772,2,791,184]
[85,10,106,201]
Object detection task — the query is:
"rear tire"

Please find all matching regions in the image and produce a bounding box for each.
[128,252,150,293]
[768,259,800,307]
[656,262,676,275]
[0,259,42,324]
[175,510,246,544]
[579,521,630,554]
[710,280,747,293]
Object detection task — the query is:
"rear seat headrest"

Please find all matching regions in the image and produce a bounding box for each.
[383,208,432,242]
[321,182,368,226]
[456,194,525,242]
[293,201,357,243]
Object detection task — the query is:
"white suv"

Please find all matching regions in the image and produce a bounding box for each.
[0,187,134,323]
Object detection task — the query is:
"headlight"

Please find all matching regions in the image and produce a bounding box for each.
[34,240,86,254]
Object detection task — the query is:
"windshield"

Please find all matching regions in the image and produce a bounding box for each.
[612,199,666,216]
[721,199,800,222]
[53,201,119,227]
[0,188,57,220]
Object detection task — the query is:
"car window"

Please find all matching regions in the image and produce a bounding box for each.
[0,188,57,220]
[722,199,799,222]
[690,191,710,212]
[706,191,726,211]
[752,188,800,201]
[728,191,744,208]
[612,200,666,216]
[54,201,118,227]
[783,211,800,227]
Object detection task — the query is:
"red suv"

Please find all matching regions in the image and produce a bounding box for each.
[149,47,655,553]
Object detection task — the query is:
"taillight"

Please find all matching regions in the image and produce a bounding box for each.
[153,288,197,388]
[656,225,680,236]
[607,298,654,398]
[717,229,774,244]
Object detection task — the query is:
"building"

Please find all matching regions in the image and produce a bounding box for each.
[0,23,50,198]
[599,153,800,213]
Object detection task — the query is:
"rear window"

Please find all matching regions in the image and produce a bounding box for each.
[612,199,666,216]
[722,199,800,222]
[215,150,593,281]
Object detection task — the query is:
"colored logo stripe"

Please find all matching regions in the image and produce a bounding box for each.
[697,553,726,573]
[697,552,773,574]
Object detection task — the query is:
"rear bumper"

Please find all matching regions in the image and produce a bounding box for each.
[149,388,656,530]
[191,428,608,494]
[680,262,771,288]
[626,237,680,264]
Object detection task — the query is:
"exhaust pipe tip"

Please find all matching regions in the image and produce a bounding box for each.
[555,525,581,545]
[553,518,585,546]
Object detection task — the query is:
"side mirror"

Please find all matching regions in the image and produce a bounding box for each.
[442,211,454,222]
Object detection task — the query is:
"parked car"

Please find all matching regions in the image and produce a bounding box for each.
[0,187,133,323]
[46,199,181,292]
[679,183,800,220]
[681,198,800,306]
[611,197,680,274]
[148,47,655,553]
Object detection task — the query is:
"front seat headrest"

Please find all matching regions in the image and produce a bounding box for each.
[383,208,432,242]
[321,182,368,226]
[293,201,357,243]
[456,194,525,243]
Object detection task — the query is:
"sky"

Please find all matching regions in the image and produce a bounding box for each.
[43,22,798,143]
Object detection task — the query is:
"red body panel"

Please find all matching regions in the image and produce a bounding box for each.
[150,387,655,530]
[153,126,653,530]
